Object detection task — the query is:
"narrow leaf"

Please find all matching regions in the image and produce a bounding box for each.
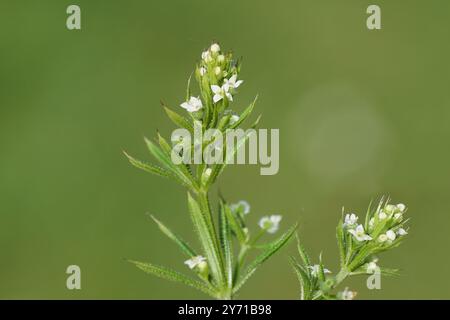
[145,137,197,190]
[233,222,298,294]
[219,200,233,289]
[149,215,197,257]
[128,260,215,297]
[187,193,225,286]
[229,95,258,129]
[223,202,247,244]
[163,106,194,133]
[290,256,312,300]
[336,221,346,268]
[296,234,311,268]
[123,151,169,178]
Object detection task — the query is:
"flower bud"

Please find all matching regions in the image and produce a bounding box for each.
[378,234,388,242]
[210,43,220,53]
[201,168,212,185]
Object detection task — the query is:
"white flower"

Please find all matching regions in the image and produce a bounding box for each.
[231,200,251,215]
[214,66,221,75]
[210,43,220,53]
[199,67,206,76]
[180,96,203,112]
[394,213,403,220]
[378,210,387,220]
[367,261,378,273]
[217,54,225,62]
[211,84,232,103]
[385,204,396,214]
[397,203,406,212]
[223,74,243,90]
[308,264,331,277]
[343,213,358,227]
[184,256,206,269]
[229,114,239,125]
[378,234,388,242]
[258,215,282,233]
[201,50,212,62]
[397,228,408,236]
[386,229,396,241]
[348,224,372,241]
[340,287,357,300]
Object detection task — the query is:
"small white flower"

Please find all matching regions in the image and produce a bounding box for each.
[201,50,212,62]
[308,264,331,277]
[385,204,396,214]
[223,74,243,90]
[343,213,358,227]
[184,255,206,269]
[214,66,221,75]
[397,203,406,212]
[180,96,203,113]
[340,287,357,300]
[386,229,396,241]
[199,67,206,76]
[367,261,378,273]
[210,43,220,53]
[229,114,240,125]
[378,234,388,242]
[378,210,387,220]
[258,215,282,233]
[348,224,372,242]
[231,200,250,215]
[217,54,225,62]
[211,84,232,103]
[394,213,403,220]
[397,228,408,236]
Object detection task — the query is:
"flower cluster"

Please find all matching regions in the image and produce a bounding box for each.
[180,43,244,127]
[344,202,408,249]
[291,198,410,300]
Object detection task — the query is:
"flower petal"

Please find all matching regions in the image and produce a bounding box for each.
[211,85,221,94]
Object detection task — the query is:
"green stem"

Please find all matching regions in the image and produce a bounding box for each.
[334,268,349,288]
[196,189,227,294]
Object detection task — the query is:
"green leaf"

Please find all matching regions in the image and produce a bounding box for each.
[144,137,198,190]
[229,95,258,129]
[207,129,256,187]
[223,202,247,244]
[163,106,194,133]
[219,200,233,290]
[149,215,197,257]
[290,257,312,300]
[233,222,298,294]
[318,253,326,281]
[296,234,311,268]
[123,151,169,178]
[128,260,216,297]
[186,73,192,101]
[157,132,195,180]
[364,199,374,230]
[187,193,225,287]
[336,220,346,268]
[379,267,400,276]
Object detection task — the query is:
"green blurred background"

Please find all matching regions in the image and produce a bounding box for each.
[1,0,449,299]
